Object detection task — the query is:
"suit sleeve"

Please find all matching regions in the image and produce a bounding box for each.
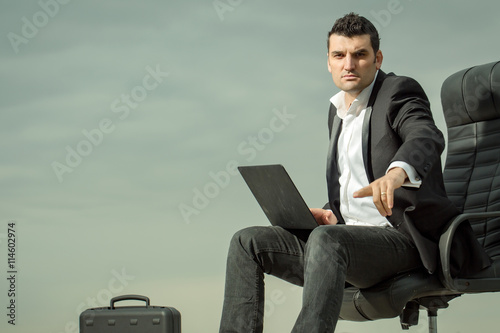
[386,77,445,181]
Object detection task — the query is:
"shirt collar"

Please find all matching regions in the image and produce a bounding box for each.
[330,70,379,119]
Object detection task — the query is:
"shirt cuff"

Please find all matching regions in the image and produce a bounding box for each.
[386,161,422,188]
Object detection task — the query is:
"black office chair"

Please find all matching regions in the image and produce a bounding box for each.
[339,61,500,333]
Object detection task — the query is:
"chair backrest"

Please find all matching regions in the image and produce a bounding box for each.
[441,61,500,262]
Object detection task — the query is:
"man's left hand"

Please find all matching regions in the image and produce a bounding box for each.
[353,167,408,217]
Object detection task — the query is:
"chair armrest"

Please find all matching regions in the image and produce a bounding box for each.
[439,211,500,291]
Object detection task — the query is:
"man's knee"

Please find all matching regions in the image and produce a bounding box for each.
[308,225,342,246]
[306,226,348,264]
[229,226,268,255]
[309,225,353,243]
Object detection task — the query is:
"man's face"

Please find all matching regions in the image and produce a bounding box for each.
[327,34,383,98]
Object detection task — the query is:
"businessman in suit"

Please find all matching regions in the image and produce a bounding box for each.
[219,13,489,333]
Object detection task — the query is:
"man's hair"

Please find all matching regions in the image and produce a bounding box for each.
[327,12,380,54]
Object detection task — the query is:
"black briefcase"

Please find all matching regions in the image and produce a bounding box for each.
[79,294,181,333]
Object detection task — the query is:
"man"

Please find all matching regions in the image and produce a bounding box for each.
[219,13,489,333]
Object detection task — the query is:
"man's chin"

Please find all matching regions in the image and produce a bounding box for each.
[340,85,362,94]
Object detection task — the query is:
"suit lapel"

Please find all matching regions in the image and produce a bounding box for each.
[361,106,373,182]
[326,105,342,219]
[361,71,386,183]
[326,114,342,189]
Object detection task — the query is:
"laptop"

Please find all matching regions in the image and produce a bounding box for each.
[238,164,319,229]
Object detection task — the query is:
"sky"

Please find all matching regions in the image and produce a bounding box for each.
[1,0,499,332]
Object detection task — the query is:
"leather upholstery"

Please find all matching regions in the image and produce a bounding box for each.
[442,62,500,263]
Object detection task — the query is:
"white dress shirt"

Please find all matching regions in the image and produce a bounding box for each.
[330,71,421,227]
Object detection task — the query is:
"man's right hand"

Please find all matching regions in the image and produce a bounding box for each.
[310,208,338,225]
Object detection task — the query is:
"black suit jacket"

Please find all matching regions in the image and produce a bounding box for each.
[325,70,490,276]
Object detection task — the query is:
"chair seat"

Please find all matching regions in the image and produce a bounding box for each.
[340,269,459,321]
[340,258,500,322]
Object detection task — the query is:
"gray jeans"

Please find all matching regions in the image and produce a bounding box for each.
[219,224,422,333]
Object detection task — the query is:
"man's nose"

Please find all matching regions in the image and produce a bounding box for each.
[343,54,355,71]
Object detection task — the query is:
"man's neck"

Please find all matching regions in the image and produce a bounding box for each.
[344,91,361,108]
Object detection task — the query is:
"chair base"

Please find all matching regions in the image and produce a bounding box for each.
[400,295,460,332]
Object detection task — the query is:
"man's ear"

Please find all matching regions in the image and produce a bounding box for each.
[375,50,383,70]
[327,53,332,73]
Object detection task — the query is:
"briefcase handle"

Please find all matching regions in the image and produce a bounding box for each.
[110,294,150,309]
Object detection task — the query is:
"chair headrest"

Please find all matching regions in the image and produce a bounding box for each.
[441,61,500,128]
